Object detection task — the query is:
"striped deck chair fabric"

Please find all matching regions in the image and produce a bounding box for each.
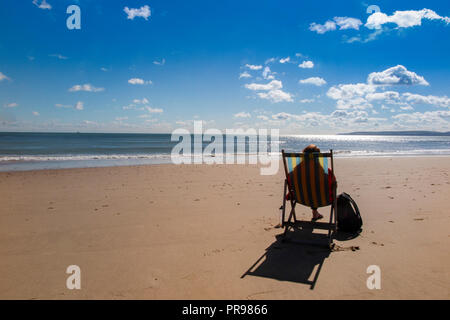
[280,150,337,248]
[285,152,334,208]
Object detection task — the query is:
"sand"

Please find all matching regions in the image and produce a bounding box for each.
[0,157,449,299]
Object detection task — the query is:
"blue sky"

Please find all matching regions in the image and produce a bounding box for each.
[0,0,449,133]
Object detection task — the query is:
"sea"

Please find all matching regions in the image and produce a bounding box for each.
[0,132,449,172]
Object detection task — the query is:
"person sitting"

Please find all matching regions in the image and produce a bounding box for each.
[302,144,322,221]
[284,144,336,222]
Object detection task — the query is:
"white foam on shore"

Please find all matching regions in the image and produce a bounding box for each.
[0,150,449,172]
[1,148,450,163]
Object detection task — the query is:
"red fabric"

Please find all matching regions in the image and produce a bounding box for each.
[328,168,336,202]
[286,175,293,200]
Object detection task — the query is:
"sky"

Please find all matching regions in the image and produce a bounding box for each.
[0,0,449,134]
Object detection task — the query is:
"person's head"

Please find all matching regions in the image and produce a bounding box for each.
[303,144,320,153]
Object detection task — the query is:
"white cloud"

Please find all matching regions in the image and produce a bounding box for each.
[392,110,450,128]
[272,112,295,121]
[298,60,314,68]
[245,80,282,91]
[258,90,293,103]
[279,57,290,64]
[265,57,276,64]
[257,115,269,121]
[259,109,388,132]
[299,99,315,103]
[100,67,108,72]
[331,109,367,118]
[146,107,163,113]
[334,17,363,30]
[365,8,450,30]
[49,54,68,60]
[128,78,152,85]
[367,65,429,86]
[403,93,450,108]
[124,5,151,20]
[133,98,150,104]
[366,91,400,101]
[330,109,386,124]
[309,16,362,34]
[0,72,10,81]
[153,58,165,66]
[55,101,83,110]
[245,80,293,103]
[234,112,251,118]
[326,66,437,113]
[4,102,18,108]
[345,29,383,43]
[75,101,84,110]
[327,83,376,100]
[69,84,104,92]
[271,112,332,124]
[336,97,373,110]
[32,111,40,116]
[299,77,326,86]
[309,20,337,34]
[32,0,51,10]
[115,117,128,121]
[239,71,252,79]
[122,104,138,110]
[327,83,376,110]
[245,64,263,70]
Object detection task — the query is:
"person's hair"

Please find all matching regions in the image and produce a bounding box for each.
[303,144,321,153]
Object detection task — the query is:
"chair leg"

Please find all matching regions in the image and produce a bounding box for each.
[281,180,287,227]
[283,203,296,238]
[327,204,334,248]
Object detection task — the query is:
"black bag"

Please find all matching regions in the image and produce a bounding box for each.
[337,192,362,233]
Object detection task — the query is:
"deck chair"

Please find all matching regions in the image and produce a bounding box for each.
[280,149,338,248]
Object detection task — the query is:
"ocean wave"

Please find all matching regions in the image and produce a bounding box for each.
[1,149,450,163]
[333,149,450,157]
[0,154,173,162]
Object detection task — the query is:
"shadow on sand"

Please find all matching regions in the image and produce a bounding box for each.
[241,229,332,290]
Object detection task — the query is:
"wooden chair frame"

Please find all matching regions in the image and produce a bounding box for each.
[280,149,338,249]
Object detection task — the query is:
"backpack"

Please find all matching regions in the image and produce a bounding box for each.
[337,192,362,233]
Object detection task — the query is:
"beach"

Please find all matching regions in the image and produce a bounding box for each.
[0,157,449,299]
